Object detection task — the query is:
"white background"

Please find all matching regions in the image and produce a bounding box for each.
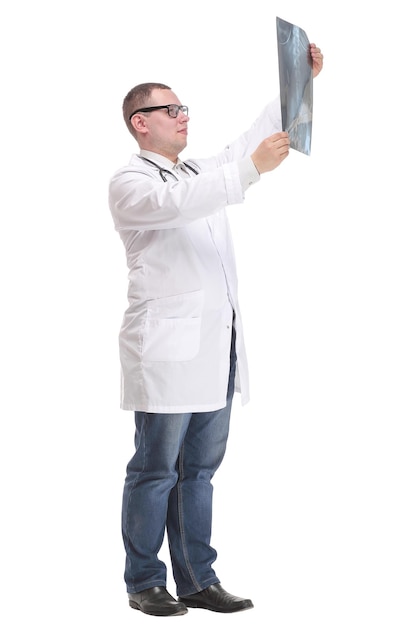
[1,1,416,624]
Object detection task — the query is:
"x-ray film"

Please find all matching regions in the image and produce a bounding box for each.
[276,16,313,155]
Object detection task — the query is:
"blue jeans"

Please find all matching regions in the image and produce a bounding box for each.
[122,334,236,596]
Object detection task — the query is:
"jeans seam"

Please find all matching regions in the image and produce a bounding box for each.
[125,415,147,576]
[177,443,202,592]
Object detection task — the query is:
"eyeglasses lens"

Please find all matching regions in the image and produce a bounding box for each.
[167,105,188,118]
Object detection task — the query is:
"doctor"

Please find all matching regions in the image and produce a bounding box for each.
[109,44,324,617]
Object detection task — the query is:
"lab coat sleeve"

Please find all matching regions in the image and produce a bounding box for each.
[109,161,244,232]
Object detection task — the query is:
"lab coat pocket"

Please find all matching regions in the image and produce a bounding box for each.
[142,290,203,362]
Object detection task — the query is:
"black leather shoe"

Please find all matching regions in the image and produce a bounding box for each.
[128,586,188,616]
[178,583,254,613]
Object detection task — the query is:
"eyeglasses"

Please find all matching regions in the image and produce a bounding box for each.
[129,104,189,120]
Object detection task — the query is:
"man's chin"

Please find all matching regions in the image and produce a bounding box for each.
[177,140,187,153]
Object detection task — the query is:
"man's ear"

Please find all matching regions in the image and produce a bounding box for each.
[130,114,148,136]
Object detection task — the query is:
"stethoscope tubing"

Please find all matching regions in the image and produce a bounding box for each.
[139,156,199,182]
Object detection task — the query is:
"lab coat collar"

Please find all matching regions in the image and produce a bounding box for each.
[138,150,185,170]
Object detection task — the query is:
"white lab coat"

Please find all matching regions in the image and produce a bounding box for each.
[109,97,282,412]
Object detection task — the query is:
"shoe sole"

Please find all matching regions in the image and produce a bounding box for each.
[179,599,254,613]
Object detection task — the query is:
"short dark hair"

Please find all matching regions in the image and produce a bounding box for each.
[122,82,171,137]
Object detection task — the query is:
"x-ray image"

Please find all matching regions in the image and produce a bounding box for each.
[276,16,313,155]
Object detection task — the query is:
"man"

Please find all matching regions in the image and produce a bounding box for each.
[109,44,323,617]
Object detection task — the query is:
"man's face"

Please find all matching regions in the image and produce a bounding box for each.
[134,89,189,161]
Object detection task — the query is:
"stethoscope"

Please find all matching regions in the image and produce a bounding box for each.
[140,156,199,182]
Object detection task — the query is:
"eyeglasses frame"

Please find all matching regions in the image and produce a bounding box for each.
[129,104,189,121]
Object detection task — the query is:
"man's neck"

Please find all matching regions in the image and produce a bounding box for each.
[139,149,181,167]
[139,146,179,162]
